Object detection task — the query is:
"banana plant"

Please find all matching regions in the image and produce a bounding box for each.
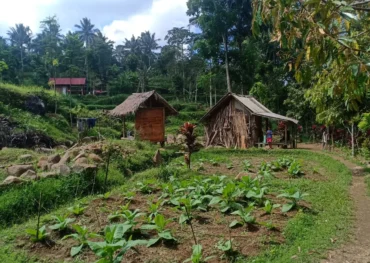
[140,214,177,247]
[26,225,49,242]
[88,224,146,263]
[229,205,256,228]
[62,225,100,257]
[49,215,75,231]
[278,189,309,213]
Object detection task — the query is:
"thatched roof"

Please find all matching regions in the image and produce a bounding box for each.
[109,91,178,117]
[200,93,298,124]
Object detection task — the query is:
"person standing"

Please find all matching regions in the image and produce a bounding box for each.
[266,127,273,149]
[322,130,328,150]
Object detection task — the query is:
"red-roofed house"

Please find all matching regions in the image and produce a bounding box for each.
[48,78,86,95]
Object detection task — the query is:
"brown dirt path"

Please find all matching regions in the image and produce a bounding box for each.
[300,144,370,263]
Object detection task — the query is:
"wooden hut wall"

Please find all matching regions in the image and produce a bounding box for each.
[205,99,250,148]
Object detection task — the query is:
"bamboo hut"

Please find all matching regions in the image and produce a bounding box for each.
[109,91,178,143]
[200,93,299,149]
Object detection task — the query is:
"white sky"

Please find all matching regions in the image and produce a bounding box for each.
[0,0,189,45]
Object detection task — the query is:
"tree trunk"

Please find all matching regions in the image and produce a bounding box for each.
[222,34,232,93]
[351,123,355,157]
[85,55,89,93]
[195,78,198,103]
[20,47,24,83]
[182,45,185,97]
[209,75,213,107]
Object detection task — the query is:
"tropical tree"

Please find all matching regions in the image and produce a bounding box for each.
[140,31,160,68]
[7,23,32,79]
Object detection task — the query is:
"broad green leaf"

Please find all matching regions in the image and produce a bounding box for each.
[229,220,242,228]
[71,244,84,257]
[140,224,158,231]
[282,203,295,213]
[158,230,176,240]
[147,238,161,247]
[209,196,222,205]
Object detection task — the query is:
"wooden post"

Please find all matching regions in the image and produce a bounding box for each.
[285,123,288,146]
[122,116,126,138]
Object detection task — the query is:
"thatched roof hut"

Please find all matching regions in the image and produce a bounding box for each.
[109,91,177,117]
[200,93,298,149]
[109,91,177,143]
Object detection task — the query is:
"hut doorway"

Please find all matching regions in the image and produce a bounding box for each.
[135,108,165,142]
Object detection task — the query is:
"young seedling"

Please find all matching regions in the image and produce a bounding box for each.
[136,181,155,194]
[62,225,100,257]
[210,183,243,213]
[88,224,146,263]
[262,200,280,215]
[68,203,87,216]
[140,214,177,247]
[288,160,304,177]
[229,205,256,228]
[121,209,146,230]
[184,244,214,263]
[26,225,49,242]
[246,187,268,206]
[108,203,131,222]
[216,239,237,260]
[148,201,162,222]
[226,162,234,170]
[278,189,309,213]
[242,160,253,171]
[49,215,75,231]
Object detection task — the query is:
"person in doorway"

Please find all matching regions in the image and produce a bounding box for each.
[266,127,273,149]
[322,130,328,150]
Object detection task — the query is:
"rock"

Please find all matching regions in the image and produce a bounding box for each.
[153,150,163,166]
[36,147,54,154]
[40,171,59,179]
[48,154,61,164]
[25,95,45,115]
[59,151,71,165]
[167,134,176,144]
[7,164,34,177]
[20,170,38,181]
[51,164,71,177]
[176,134,186,145]
[39,156,48,162]
[54,145,68,151]
[352,166,365,177]
[2,176,23,185]
[18,154,33,162]
[72,164,97,174]
[75,157,89,165]
[88,153,103,163]
[37,160,52,171]
[73,152,86,162]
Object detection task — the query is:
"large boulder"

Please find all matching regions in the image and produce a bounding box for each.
[20,170,38,181]
[88,153,103,163]
[51,164,71,177]
[2,176,23,185]
[37,160,52,171]
[48,154,61,164]
[25,95,45,115]
[18,154,33,162]
[39,171,59,179]
[75,157,89,165]
[72,164,97,174]
[7,164,34,177]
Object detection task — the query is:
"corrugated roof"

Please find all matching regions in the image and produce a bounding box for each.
[49,78,86,85]
[109,91,178,117]
[200,93,298,124]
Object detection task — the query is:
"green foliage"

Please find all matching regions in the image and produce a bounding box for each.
[49,215,75,231]
[242,160,252,171]
[278,189,309,213]
[229,205,256,228]
[62,225,99,257]
[184,244,214,263]
[263,200,280,215]
[26,225,49,242]
[288,160,304,177]
[67,203,87,216]
[141,214,177,247]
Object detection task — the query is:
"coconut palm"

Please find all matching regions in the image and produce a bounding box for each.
[7,24,32,75]
[139,31,160,68]
[74,17,99,92]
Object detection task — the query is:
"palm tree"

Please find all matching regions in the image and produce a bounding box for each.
[75,18,99,92]
[139,31,160,68]
[7,24,32,77]
[124,35,141,55]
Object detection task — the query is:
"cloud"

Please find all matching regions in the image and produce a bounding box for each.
[102,0,189,45]
[0,0,189,46]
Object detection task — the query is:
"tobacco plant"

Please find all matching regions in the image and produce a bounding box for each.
[262,200,280,215]
[140,214,177,247]
[288,160,304,177]
[68,203,87,216]
[184,244,214,263]
[210,183,243,213]
[49,215,75,231]
[229,205,256,228]
[26,225,49,242]
[242,160,253,171]
[278,189,309,213]
[62,225,99,257]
